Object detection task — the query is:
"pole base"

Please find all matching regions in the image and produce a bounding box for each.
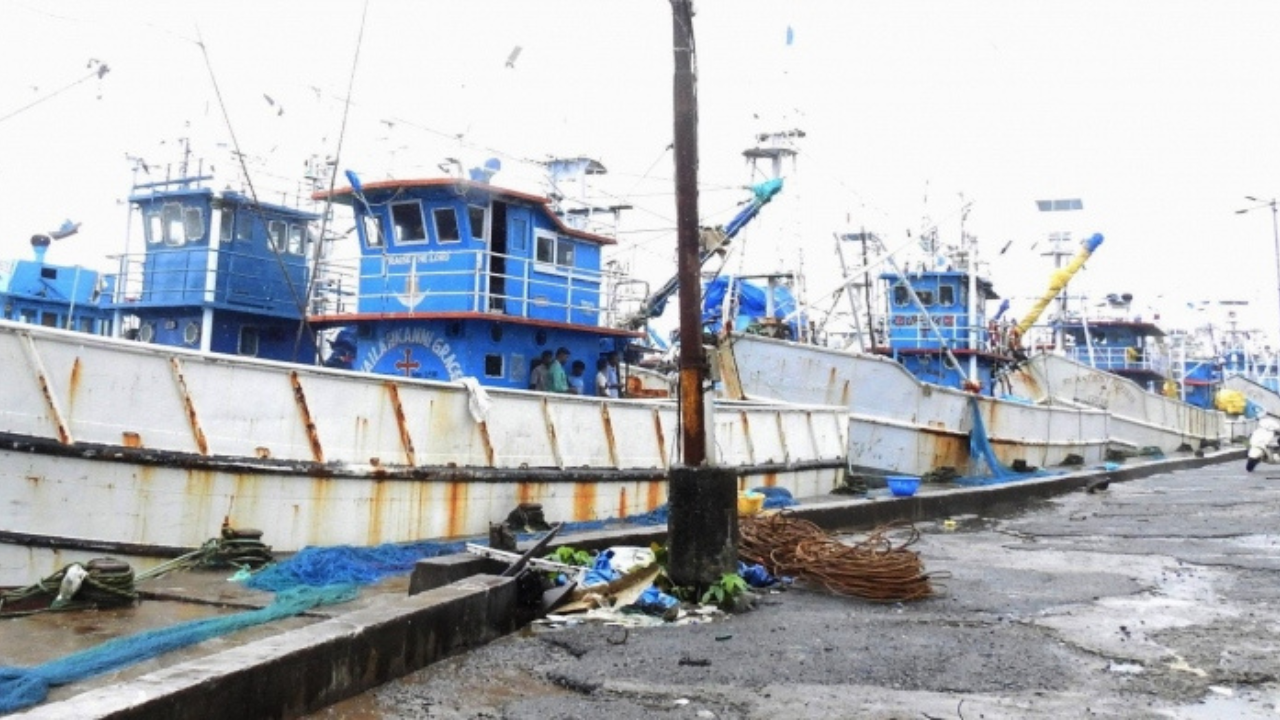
[667,465,739,588]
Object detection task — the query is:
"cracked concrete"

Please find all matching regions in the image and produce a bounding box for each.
[310,457,1280,719]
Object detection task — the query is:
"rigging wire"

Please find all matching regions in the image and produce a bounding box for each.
[194,24,316,356]
[0,63,109,125]
[297,0,372,359]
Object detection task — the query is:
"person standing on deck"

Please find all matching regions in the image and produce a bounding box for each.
[595,358,609,396]
[568,360,586,395]
[548,347,570,393]
[605,351,622,398]
[530,350,552,391]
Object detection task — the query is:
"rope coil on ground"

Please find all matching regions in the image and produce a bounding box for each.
[739,512,946,603]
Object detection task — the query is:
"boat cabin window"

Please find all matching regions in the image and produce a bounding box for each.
[391,201,428,245]
[142,202,206,246]
[219,207,234,243]
[939,285,955,306]
[268,221,287,253]
[892,284,909,307]
[484,353,504,378]
[433,207,461,244]
[361,213,385,248]
[235,210,255,241]
[468,205,487,242]
[287,223,305,255]
[535,231,574,269]
[238,327,259,356]
[915,289,934,306]
[20,309,35,323]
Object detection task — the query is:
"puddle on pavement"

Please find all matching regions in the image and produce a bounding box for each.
[1163,687,1280,719]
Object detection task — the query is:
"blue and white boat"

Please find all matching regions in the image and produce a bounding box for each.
[0,156,849,586]
[0,225,113,336]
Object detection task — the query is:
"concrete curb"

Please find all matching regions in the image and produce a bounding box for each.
[19,448,1243,719]
[17,576,518,720]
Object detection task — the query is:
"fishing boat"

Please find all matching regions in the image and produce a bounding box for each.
[0,224,114,336]
[0,156,849,586]
[711,176,1246,479]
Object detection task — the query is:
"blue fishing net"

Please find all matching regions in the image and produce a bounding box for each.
[955,397,1058,486]
[0,584,357,714]
[245,539,466,592]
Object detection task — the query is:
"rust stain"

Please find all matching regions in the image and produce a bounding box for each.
[477,421,495,466]
[255,446,272,459]
[517,481,535,506]
[541,397,562,468]
[652,408,667,468]
[367,479,388,544]
[122,431,142,448]
[600,404,619,467]
[169,357,209,455]
[384,382,416,466]
[67,357,82,416]
[740,410,755,464]
[617,486,629,520]
[446,481,469,538]
[289,371,325,463]
[32,365,71,444]
[840,379,851,407]
[761,471,778,487]
[574,481,598,522]
[646,479,663,511]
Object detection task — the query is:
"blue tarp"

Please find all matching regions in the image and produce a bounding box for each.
[701,275,801,336]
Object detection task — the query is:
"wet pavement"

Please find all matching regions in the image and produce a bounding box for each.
[309,456,1280,719]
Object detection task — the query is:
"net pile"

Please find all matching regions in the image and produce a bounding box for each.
[739,513,943,602]
[0,584,356,714]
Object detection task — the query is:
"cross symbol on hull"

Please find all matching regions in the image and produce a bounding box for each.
[394,347,421,377]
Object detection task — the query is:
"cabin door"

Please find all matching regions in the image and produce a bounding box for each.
[489,202,508,312]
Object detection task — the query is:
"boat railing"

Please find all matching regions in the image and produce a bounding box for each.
[309,248,626,328]
[1065,344,1169,377]
[886,315,1011,354]
[106,249,310,313]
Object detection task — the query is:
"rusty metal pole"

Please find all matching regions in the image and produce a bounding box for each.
[671,0,705,465]
[667,0,737,589]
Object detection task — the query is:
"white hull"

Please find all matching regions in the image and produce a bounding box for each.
[1004,352,1252,448]
[716,334,1111,476]
[0,320,847,585]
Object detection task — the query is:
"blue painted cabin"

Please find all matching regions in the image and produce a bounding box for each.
[110,175,319,363]
[311,166,639,390]
[0,235,113,334]
[879,269,1011,392]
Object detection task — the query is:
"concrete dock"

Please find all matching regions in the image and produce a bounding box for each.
[2,447,1244,718]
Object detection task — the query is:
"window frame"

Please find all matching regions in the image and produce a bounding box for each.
[391,200,428,245]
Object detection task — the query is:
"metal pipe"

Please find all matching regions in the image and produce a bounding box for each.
[671,0,705,466]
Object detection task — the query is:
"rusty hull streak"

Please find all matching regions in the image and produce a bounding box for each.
[383,382,416,466]
[67,356,82,417]
[477,421,495,466]
[647,479,663,512]
[776,411,791,464]
[122,431,143,448]
[289,371,325,463]
[540,396,563,468]
[617,486,628,521]
[22,335,71,445]
[169,357,210,456]
[600,403,620,467]
[574,481,598,522]
[739,410,755,464]
[446,481,468,538]
[652,408,668,469]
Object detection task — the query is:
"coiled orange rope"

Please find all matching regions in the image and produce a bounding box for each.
[739,513,944,602]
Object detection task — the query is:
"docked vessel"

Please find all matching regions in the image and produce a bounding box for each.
[0,157,848,586]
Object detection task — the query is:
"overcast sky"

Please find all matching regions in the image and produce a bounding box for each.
[3,1,1279,340]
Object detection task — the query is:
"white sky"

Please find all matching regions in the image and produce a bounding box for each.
[2,1,1279,340]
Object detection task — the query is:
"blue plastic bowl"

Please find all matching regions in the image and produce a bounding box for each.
[886,475,921,497]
